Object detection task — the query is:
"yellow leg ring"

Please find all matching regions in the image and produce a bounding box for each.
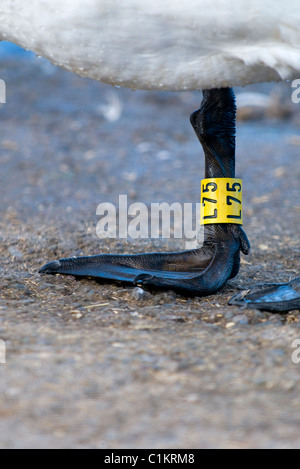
[201,178,243,225]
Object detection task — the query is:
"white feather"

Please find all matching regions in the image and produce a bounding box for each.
[0,0,299,90]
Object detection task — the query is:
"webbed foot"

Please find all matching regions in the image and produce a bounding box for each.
[40,88,251,297]
[40,224,250,296]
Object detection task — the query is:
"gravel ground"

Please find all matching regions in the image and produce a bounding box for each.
[0,55,299,448]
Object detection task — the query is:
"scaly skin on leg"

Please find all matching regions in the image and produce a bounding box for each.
[40,88,250,296]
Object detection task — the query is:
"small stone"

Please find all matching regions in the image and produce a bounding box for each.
[8,247,23,259]
[132,287,151,301]
[226,322,236,328]
[122,171,138,182]
[70,311,83,319]
[258,244,269,251]
[156,150,171,161]
[233,314,249,325]
[1,139,18,151]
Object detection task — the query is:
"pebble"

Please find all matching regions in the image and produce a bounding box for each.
[226,322,236,328]
[70,311,83,319]
[8,247,23,259]
[132,287,151,301]
[233,314,249,325]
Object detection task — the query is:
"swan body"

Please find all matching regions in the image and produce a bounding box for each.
[0,0,300,91]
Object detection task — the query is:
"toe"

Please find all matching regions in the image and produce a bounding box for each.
[39,260,62,274]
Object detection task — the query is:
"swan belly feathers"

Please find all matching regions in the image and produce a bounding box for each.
[0,0,300,90]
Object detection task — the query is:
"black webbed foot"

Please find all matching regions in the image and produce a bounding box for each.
[40,88,251,297]
[40,224,250,296]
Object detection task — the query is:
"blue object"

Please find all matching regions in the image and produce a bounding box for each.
[0,40,35,58]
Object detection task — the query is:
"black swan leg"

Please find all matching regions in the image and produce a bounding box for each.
[40,88,250,296]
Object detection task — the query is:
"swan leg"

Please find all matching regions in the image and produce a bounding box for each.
[40,88,251,296]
